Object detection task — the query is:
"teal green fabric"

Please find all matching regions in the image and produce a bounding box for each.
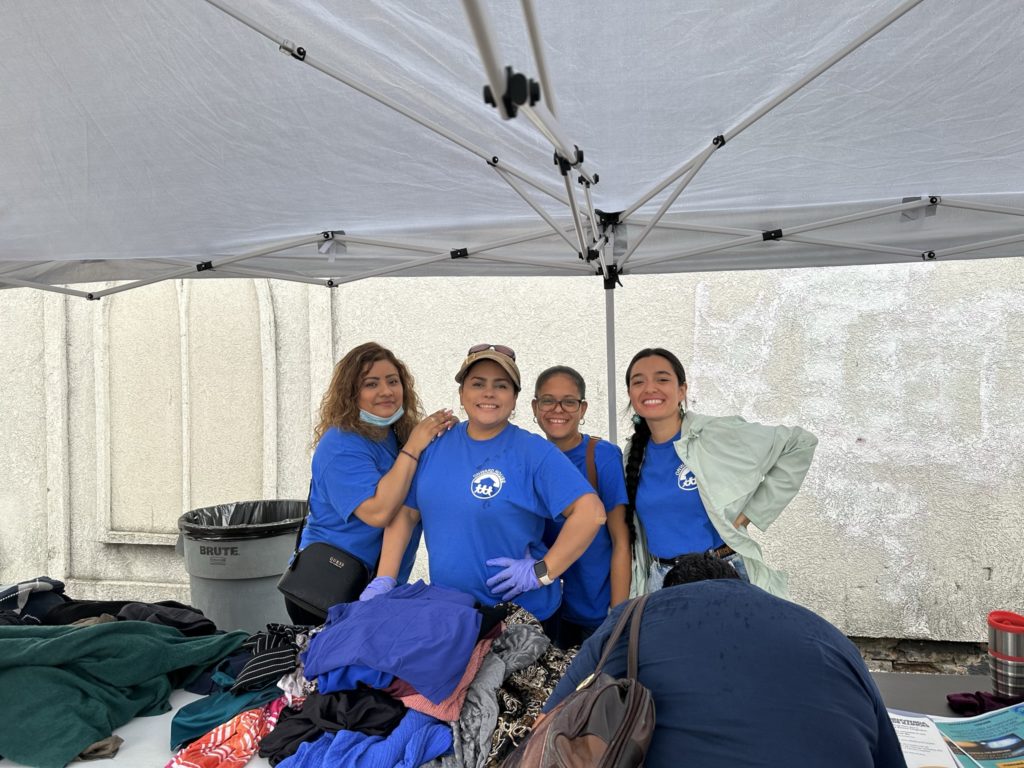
[170,685,281,750]
[672,412,817,598]
[0,621,247,768]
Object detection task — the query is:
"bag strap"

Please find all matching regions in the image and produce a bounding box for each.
[585,436,600,489]
[591,593,650,679]
[285,480,313,571]
[627,593,648,680]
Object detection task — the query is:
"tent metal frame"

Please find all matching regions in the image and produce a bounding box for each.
[5,0,1023,440]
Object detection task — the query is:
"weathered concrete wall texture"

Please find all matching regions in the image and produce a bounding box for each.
[1,259,1021,640]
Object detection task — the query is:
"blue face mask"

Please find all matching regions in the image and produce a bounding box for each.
[359,405,405,428]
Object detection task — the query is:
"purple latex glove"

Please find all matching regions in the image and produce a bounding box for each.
[485,550,541,602]
[359,576,397,601]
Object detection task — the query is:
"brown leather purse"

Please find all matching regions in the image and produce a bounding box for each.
[501,594,655,768]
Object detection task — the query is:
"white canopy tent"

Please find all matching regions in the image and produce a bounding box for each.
[2,0,1023,437]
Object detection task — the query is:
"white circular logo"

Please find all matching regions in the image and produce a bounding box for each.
[676,463,698,492]
[471,469,506,499]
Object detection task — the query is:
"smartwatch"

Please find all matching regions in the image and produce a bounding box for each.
[533,559,554,586]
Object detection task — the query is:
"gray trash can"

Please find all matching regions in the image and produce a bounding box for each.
[177,499,306,634]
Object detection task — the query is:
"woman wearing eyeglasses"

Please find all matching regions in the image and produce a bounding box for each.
[366,345,606,623]
[284,342,456,625]
[531,366,630,649]
[625,347,817,596]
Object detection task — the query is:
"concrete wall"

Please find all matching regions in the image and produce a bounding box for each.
[1,260,1021,639]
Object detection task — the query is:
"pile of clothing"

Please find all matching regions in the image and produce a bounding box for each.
[0,577,248,768]
[0,577,575,768]
[171,582,575,768]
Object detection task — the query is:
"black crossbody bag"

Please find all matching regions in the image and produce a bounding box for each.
[276,483,371,620]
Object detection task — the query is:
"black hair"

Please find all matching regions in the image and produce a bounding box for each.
[663,553,741,587]
[623,348,688,543]
[534,365,586,399]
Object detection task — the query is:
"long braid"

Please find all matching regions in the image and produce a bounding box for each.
[624,417,651,545]
[623,347,687,546]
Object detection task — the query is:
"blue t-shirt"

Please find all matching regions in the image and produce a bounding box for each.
[543,436,628,626]
[544,580,906,768]
[636,432,723,559]
[406,422,594,621]
[303,427,421,583]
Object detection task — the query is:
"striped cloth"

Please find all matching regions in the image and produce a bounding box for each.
[231,624,303,693]
[165,695,291,768]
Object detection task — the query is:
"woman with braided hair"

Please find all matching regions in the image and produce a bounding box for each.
[624,348,817,596]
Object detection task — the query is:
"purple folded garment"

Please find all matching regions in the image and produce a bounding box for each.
[946,690,1024,716]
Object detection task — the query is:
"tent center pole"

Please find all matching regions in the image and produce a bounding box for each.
[603,264,621,444]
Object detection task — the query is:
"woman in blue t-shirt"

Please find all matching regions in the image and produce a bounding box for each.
[368,344,607,622]
[625,347,817,596]
[531,365,630,649]
[283,341,456,625]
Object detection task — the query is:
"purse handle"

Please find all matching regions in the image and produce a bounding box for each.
[284,480,313,572]
[582,593,651,685]
[585,436,600,490]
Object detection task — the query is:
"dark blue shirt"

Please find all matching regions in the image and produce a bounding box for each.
[305,427,420,581]
[303,581,481,705]
[407,422,594,621]
[636,431,723,558]
[544,580,907,768]
[543,436,628,625]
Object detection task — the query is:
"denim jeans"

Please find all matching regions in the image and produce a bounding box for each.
[647,551,749,593]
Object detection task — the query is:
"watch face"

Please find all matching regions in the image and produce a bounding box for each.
[533,560,548,579]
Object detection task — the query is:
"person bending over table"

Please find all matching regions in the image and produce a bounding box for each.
[283,342,455,625]
[364,344,606,623]
[542,554,908,768]
[531,365,630,649]
[624,347,817,596]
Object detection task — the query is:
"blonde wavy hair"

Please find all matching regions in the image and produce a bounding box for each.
[313,342,424,446]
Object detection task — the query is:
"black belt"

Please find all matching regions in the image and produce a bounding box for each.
[656,543,735,567]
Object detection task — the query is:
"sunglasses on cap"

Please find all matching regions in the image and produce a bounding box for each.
[467,343,516,360]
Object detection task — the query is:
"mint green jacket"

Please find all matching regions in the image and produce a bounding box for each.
[637,411,818,598]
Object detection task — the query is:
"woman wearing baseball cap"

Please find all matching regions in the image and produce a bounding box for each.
[363,344,606,622]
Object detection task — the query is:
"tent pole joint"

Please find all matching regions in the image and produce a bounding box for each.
[929,196,941,205]
[596,209,621,228]
[196,260,214,272]
[712,134,726,147]
[762,228,783,241]
[86,293,100,301]
[450,247,469,259]
[278,39,306,61]
[602,263,623,290]
[921,250,937,260]
[554,147,583,175]
[482,65,540,119]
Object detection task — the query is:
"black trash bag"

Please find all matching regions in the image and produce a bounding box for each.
[178,499,307,541]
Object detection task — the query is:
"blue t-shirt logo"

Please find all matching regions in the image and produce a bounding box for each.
[675,463,698,492]
[471,469,506,499]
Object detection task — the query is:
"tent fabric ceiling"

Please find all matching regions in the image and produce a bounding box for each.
[1,0,1022,294]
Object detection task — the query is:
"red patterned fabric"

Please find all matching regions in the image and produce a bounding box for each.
[165,695,290,768]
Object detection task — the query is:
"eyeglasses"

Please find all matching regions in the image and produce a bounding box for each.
[467,343,516,360]
[536,396,584,413]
